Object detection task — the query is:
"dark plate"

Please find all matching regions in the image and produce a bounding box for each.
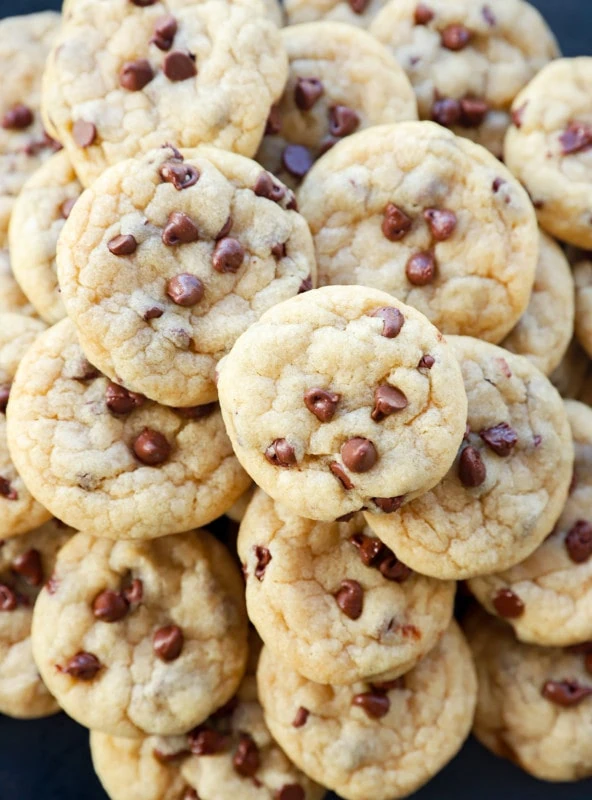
[0,0,590,797]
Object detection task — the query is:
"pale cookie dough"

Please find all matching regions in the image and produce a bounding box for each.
[574,256,592,359]
[238,489,455,685]
[6,319,250,540]
[257,621,476,800]
[9,150,82,324]
[32,529,248,737]
[284,0,389,29]
[0,12,62,247]
[505,58,592,248]
[550,337,590,399]
[218,285,468,522]
[0,312,51,538]
[298,122,538,343]
[256,23,418,188]
[0,250,34,316]
[370,0,558,158]
[466,610,592,782]
[57,145,315,407]
[364,337,573,580]
[0,518,74,719]
[468,401,592,646]
[42,0,287,187]
[501,232,574,376]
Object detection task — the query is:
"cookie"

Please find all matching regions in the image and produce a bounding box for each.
[6,318,250,540]
[364,336,573,579]
[42,0,287,188]
[550,337,591,399]
[284,0,389,29]
[0,250,34,316]
[298,122,538,343]
[574,255,592,359]
[466,610,592,782]
[505,58,592,248]
[57,145,315,407]
[256,22,418,188]
[0,518,74,719]
[468,400,592,646]
[238,489,455,685]
[257,621,476,800]
[31,529,248,737]
[501,231,574,376]
[218,285,468,521]
[369,0,558,158]
[9,150,82,324]
[0,312,51,538]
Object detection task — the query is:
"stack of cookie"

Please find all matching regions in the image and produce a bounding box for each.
[0,0,591,798]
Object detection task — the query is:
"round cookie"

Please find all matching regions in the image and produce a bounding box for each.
[550,337,591,399]
[32,529,248,738]
[6,318,250,540]
[298,122,538,343]
[42,0,287,188]
[466,610,592,782]
[501,232,574,376]
[9,150,82,324]
[364,336,573,580]
[0,518,74,719]
[370,0,558,158]
[468,401,592,646]
[0,312,51,538]
[57,145,315,407]
[218,285,468,522]
[256,22,418,189]
[284,0,389,29]
[574,256,592,359]
[505,58,592,248]
[238,489,455,685]
[0,250,34,316]
[257,621,476,800]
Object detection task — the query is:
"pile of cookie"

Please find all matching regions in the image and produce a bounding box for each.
[0,0,591,798]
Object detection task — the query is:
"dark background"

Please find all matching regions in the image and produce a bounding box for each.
[0,1,590,798]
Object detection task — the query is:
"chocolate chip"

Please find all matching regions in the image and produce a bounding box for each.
[0,383,10,413]
[271,242,286,259]
[70,360,100,383]
[348,0,370,12]
[423,208,457,240]
[123,578,143,605]
[160,161,199,190]
[381,203,412,241]
[330,461,354,490]
[341,438,377,472]
[511,103,527,128]
[0,585,17,611]
[153,625,184,661]
[275,786,305,800]
[253,172,285,203]
[414,3,434,24]
[292,706,309,727]
[492,177,506,193]
[282,145,313,178]
[108,234,137,255]
[459,97,489,128]
[380,553,412,583]
[406,251,436,285]
[162,211,199,245]
[2,103,33,130]
[174,403,217,419]
[441,24,472,50]
[60,197,77,219]
[373,496,404,513]
[92,590,129,622]
[418,354,435,370]
[254,546,272,580]
[565,520,592,563]
[12,549,43,586]
[351,691,390,718]
[265,439,296,467]
[432,97,461,127]
[233,734,260,778]
[458,446,486,487]
[371,385,408,422]
[298,275,312,293]
[60,652,102,680]
[479,422,518,457]
[328,105,360,138]
[105,382,145,415]
[144,306,164,320]
[166,273,204,306]
[482,5,496,25]
[215,216,233,240]
[560,122,592,155]
[72,120,96,148]
[119,59,154,91]
[163,50,197,81]
[189,727,230,755]
[350,533,385,567]
[372,677,405,691]
[130,0,157,5]
[151,14,177,50]
[294,77,324,111]
[265,105,282,136]
[212,238,245,274]
[492,588,524,618]
[542,680,592,707]
[133,428,171,465]
[335,579,363,620]
[370,306,405,338]
[0,477,17,501]
[304,388,340,422]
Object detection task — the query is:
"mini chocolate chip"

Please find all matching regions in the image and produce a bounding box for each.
[144,306,164,320]
[265,105,282,136]
[560,122,592,156]
[153,625,184,661]
[160,161,199,190]
[151,14,177,50]
[328,105,360,138]
[432,97,461,127]
[189,727,230,755]
[254,546,272,580]
[479,422,518,457]
[271,242,286,259]
[380,553,412,582]
[292,706,309,727]
[119,59,154,91]
[335,579,363,620]
[2,103,33,130]
[370,306,405,338]
[341,438,377,473]
[482,5,496,25]
[282,145,313,178]
[382,203,412,241]
[60,652,102,680]
[414,3,434,24]
[492,177,506,193]
[423,208,457,240]
[441,24,472,50]
[212,237,245,273]
[216,216,233,240]
[298,275,312,293]
[565,520,592,563]
[72,120,96,148]
[351,533,385,567]
[542,680,592,707]
[0,383,10,413]
[458,446,486,487]
[108,234,137,255]
[174,403,217,419]
[372,677,405,691]
[265,439,296,467]
[233,734,260,778]
[105,382,145,415]
[275,786,305,800]
[330,461,354,490]
[373,496,404,513]
[12,549,43,586]
[304,388,340,422]
[130,0,157,5]
[418,354,435,370]
[166,273,204,306]
[133,428,171,465]
[352,691,390,718]
[0,477,17,501]
[371,385,408,422]
[92,590,129,622]
[348,0,370,12]
[406,251,436,285]
[492,588,524,618]
[123,578,143,605]
[60,197,77,219]
[460,97,489,127]
[294,77,324,111]
[162,211,199,245]
[253,172,285,203]
[163,50,197,81]
[0,585,17,611]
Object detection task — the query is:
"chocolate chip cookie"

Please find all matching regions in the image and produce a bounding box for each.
[574,254,592,359]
